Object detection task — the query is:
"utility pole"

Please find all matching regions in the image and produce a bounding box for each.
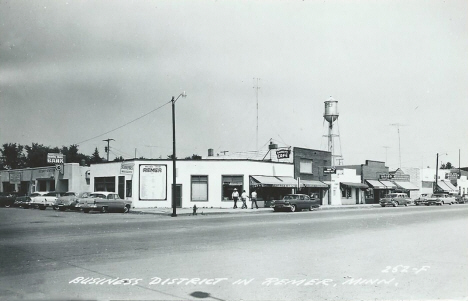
[253,78,260,151]
[103,138,114,162]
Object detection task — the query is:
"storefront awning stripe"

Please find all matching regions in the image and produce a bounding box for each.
[437,180,457,192]
[379,180,397,189]
[250,175,298,188]
[300,180,329,188]
[393,181,419,190]
[365,180,387,189]
[340,182,369,189]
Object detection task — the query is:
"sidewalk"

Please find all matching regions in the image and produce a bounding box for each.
[130,204,381,217]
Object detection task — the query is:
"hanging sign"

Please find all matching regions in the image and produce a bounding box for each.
[276,149,291,159]
[47,153,64,164]
[323,167,336,174]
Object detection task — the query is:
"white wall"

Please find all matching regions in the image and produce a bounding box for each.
[328,169,363,205]
[91,160,294,208]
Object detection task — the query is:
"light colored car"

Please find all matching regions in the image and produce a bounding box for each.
[25,192,49,209]
[425,193,457,206]
[414,193,429,206]
[32,192,64,210]
[379,193,411,207]
[77,192,131,213]
[54,192,90,211]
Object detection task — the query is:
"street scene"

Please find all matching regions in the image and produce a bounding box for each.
[0,205,467,300]
[1,1,468,301]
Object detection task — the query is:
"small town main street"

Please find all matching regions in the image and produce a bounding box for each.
[0,206,467,301]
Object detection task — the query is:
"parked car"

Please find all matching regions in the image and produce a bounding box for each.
[379,193,411,207]
[14,195,31,208]
[425,193,457,206]
[414,193,430,206]
[0,192,19,207]
[76,192,131,213]
[23,192,48,209]
[31,192,64,210]
[459,194,468,204]
[271,194,320,212]
[54,192,90,211]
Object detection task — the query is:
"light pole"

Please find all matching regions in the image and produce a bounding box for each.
[103,138,114,161]
[171,91,187,217]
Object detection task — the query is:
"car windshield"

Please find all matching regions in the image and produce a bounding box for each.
[284,195,299,200]
[63,192,76,196]
[90,193,107,199]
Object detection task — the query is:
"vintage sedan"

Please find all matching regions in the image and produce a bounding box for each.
[0,192,20,207]
[54,191,90,211]
[414,193,429,206]
[32,191,64,210]
[271,194,320,212]
[425,193,457,206]
[24,192,49,209]
[77,192,131,213]
[379,193,411,207]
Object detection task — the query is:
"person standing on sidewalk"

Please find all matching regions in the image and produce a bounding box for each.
[241,190,248,209]
[232,188,239,209]
[251,190,258,209]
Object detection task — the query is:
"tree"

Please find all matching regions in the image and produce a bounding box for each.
[184,154,202,160]
[89,147,104,164]
[167,154,177,159]
[61,144,89,165]
[441,162,453,169]
[113,156,125,162]
[24,143,60,168]
[0,143,26,170]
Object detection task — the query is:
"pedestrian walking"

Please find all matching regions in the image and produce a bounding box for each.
[241,190,248,209]
[251,190,258,209]
[232,188,239,209]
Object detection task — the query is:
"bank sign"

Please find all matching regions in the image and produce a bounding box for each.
[47,153,64,164]
[139,164,167,200]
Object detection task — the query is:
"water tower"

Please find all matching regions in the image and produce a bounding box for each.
[323,97,342,166]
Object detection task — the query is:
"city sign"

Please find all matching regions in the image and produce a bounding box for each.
[276,149,291,159]
[323,167,336,174]
[47,153,64,164]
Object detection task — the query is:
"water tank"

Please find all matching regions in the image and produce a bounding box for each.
[324,97,339,123]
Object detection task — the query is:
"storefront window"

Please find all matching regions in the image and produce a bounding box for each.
[94,177,115,192]
[222,175,243,201]
[126,180,132,197]
[191,175,208,202]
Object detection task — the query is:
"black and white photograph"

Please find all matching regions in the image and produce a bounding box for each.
[1,1,467,300]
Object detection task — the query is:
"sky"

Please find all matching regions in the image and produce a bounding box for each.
[1,0,467,170]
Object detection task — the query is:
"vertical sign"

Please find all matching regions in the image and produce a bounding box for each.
[139,164,167,200]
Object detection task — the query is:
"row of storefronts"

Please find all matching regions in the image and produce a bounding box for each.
[1,148,467,208]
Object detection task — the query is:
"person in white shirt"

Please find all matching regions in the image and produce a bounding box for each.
[251,190,258,209]
[241,190,248,209]
[232,188,239,209]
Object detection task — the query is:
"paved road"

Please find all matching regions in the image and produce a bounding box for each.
[0,205,467,301]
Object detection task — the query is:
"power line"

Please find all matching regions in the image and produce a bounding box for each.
[75,100,172,145]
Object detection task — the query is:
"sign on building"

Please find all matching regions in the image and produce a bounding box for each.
[120,163,134,175]
[379,174,395,180]
[323,167,336,174]
[139,164,167,200]
[276,149,291,159]
[47,153,64,164]
[9,172,21,184]
[445,172,459,180]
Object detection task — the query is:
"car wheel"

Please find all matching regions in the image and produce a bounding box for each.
[309,205,314,211]
[381,204,385,207]
[404,203,408,207]
[273,208,279,212]
[290,205,296,212]
[439,201,444,206]
[83,209,90,213]
[123,205,130,213]
[393,201,398,207]
[101,206,107,213]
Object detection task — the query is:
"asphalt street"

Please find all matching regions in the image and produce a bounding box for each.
[0,205,467,301]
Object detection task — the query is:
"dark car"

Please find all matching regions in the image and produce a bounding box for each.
[271,194,320,212]
[0,192,19,207]
[379,193,411,207]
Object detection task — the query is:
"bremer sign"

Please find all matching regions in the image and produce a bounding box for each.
[139,164,167,200]
[47,153,64,164]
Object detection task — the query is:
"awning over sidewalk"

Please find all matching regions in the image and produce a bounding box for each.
[436,180,457,193]
[250,175,298,188]
[365,180,387,189]
[300,180,329,188]
[379,180,397,189]
[393,181,419,191]
[340,182,369,189]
